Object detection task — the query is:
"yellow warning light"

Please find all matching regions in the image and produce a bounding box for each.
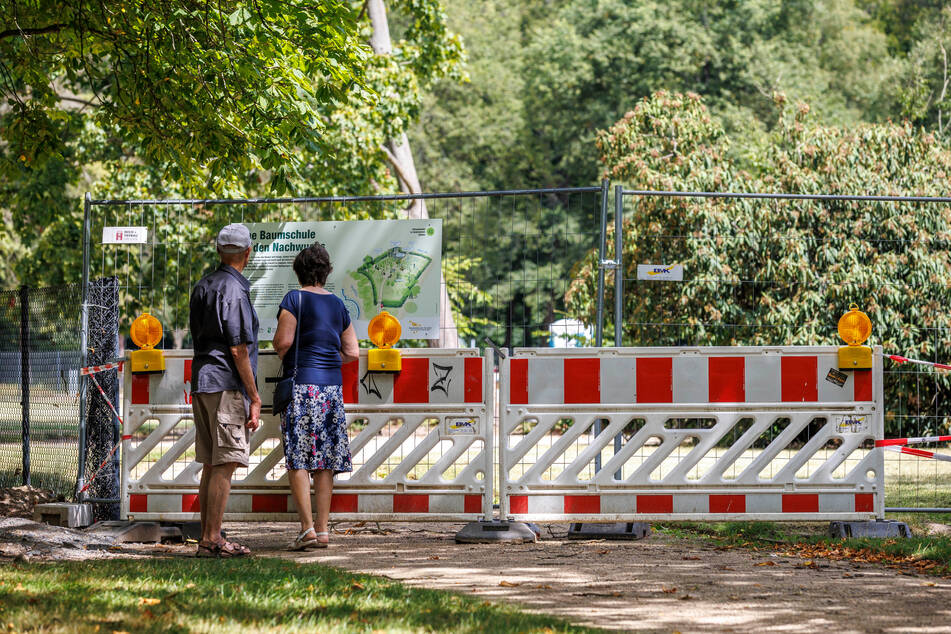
[367,311,402,372]
[129,313,166,373]
[837,304,872,370]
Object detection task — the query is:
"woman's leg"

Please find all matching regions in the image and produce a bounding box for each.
[313,469,334,541]
[288,469,314,533]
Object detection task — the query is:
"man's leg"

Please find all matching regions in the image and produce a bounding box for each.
[198,464,211,537]
[200,462,238,544]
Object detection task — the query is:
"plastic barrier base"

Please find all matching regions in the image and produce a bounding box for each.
[828,519,912,538]
[455,520,538,543]
[86,521,184,544]
[567,522,651,540]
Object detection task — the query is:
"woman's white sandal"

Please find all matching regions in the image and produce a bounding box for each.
[290,527,319,551]
[313,531,330,548]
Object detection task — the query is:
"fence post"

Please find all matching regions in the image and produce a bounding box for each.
[76,192,91,500]
[19,285,30,487]
[594,179,610,473]
[595,179,609,347]
[614,185,624,348]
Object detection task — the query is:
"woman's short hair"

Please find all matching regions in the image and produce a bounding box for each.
[293,243,333,286]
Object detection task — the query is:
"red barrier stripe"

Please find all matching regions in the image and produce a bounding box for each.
[564,358,600,403]
[564,495,600,514]
[394,357,429,403]
[183,359,192,384]
[393,494,429,513]
[181,494,200,512]
[781,356,817,402]
[121,435,132,441]
[636,358,673,403]
[251,494,288,513]
[782,493,818,513]
[855,493,874,512]
[130,373,150,404]
[510,359,529,404]
[509,495,528,514]
[464,494,482,514]
[341,361,359,404]
[853,369,872,401]
[637,494,673,513]
[709,494,746,513]
[129,494,148,513]
[464,357,483,403]
[330,494,358,513]
[709,357,745,402]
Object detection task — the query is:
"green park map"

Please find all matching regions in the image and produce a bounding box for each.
[351,247,432,310]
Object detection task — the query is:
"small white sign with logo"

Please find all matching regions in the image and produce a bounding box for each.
[637,264,683,281]
[102,227,148,244]
[445,417,478,435]
[835,415,869,434]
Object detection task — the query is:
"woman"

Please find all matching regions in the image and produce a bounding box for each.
[273,242,359,550]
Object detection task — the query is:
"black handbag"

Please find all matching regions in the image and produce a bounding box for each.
[272,291,303,415]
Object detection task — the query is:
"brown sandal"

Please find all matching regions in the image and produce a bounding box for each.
[196,540,251,558]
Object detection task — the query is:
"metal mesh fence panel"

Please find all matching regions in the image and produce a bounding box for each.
[608,191,951,511]
[86,188,606,350]
[0,285,82,498]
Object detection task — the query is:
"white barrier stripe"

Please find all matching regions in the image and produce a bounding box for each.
[876,435,951,447]
[883,445,951,462]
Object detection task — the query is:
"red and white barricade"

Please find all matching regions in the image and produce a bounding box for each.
[121,349,493,522]
[499,346,883,522]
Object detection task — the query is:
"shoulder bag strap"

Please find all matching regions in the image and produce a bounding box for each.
[291,290,303,379]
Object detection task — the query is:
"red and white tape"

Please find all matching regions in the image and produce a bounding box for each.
[79,373,131,494]
[886,354,951,371]
[80,361,124,376]
[876,435,951,447]
[882,445,951,463]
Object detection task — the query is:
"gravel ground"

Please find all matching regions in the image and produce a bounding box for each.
[2,516,950,632]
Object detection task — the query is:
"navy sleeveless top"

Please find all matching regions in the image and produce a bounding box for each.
[278,290,351,385]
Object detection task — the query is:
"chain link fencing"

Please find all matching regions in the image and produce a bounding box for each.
[0,284,82,499]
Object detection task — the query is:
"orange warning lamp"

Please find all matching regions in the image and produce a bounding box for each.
[129,313,166,373]
[367,311,401,372]
[837,304,872,370]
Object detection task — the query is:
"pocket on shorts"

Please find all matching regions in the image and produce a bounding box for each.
[216,391,248,451]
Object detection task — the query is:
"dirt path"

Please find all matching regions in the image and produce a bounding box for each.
[3,517,950,632]
[216,522,951,633]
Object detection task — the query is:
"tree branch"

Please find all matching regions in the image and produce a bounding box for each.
[381,143,419,193]
[0,23,68,40]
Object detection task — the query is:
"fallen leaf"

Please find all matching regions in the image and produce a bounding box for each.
[682,556,700,560]
[428,555,440,560]
[138,598,161,606]
[598,549,609,555]
[499,580,520,587]
[923,582,937,587]
[184,583,195,589]
[755,561,775,567]
[679,594,692,600]
[534,584,553,589]
[13,584,23,591]
[351,582,365,591]
[662,587,677,594]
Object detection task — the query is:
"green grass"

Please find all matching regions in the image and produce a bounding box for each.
[0,558,601,633]
[657,520,951,574]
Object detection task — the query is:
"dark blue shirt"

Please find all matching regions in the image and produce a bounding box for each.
[279,290,351,386]
[189,264,259,394]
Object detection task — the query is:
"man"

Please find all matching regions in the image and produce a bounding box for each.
[189,223,261,557]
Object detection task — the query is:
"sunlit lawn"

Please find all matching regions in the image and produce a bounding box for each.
[0,558,600,634]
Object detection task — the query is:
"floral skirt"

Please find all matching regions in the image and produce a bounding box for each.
[280,384,352,473]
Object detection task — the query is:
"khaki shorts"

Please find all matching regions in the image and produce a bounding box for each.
[192,390,250,466]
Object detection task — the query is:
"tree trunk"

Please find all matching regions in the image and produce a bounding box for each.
[366,0,459,348]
